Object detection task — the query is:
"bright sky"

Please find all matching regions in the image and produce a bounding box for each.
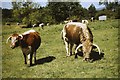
[2,0,117,10]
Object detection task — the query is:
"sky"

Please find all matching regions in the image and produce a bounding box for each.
[1,0,107,10]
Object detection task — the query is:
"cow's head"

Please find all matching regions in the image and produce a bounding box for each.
[82,40,93,61]
[6,33,23,49]
[75,40,100,61]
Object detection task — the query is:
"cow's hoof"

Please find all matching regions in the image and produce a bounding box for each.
[66,55,69,57]
[82,58,88,62]
[27,64,32,67]
[83,58,92,62]
[66,55,70,57]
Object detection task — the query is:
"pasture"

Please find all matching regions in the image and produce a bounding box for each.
[2,19,119,78]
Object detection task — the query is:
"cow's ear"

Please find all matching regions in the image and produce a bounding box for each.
[18,34,23,40]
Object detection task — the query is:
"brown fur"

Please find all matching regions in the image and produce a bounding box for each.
[21,32,41,50]
[62,22,94,61]
[8,30,41,66]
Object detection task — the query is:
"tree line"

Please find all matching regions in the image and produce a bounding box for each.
[2,1,120,26]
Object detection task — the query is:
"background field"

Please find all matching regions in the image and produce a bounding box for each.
[2,19,119,78]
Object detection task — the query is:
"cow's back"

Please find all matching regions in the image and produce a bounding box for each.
[65,24,81,44]
[23,32,41,50]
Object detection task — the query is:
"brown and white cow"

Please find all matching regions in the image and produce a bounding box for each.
[61,22,100,61]
[6,30,41,66]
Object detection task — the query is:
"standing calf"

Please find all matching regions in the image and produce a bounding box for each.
[61,22,100,62]
[6,30,41,66]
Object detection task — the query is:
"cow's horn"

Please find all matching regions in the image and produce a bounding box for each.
[75,44,83,53]
[6,36,12,43]
[92,43,101,55]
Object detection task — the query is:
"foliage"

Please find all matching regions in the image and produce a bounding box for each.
[2,9,13,23]
[2,1,120,25]
[88,4,96,18]
[99,0,120,19]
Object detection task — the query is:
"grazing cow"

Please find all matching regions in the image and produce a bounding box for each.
[32,24,37,28]
[61,22,100,61]
[39,23,44,29]
[6,23,11,26]
[17,22,20,25]
[64,20,69,24]
[90,17,94,22]
[82,20,89,25]
[6,30,41,66]
[47,23,50,26]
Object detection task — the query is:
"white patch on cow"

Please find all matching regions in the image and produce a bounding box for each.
[64,40,69,56]
[39,23,44,27]
[67,22,87,29]
[23,30,36,35]
[62,26,68,42]
[28,54,30,60]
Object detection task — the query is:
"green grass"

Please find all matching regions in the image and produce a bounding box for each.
[2,19,119,78]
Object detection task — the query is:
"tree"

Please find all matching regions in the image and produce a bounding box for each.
[88,4,96,18]
[47,2,69,23]
[99,0,119,11]
[2,9,13,23]
[12,2,33,22]
[99,0,109,8]
[12,1,42,25]
[99,0,120,19]
[47,2,83,23]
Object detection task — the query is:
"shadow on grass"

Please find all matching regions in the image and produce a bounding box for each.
[76,51,104,62]
[90,51,104,61]
[31,56,56,66]
[36,56,56,64]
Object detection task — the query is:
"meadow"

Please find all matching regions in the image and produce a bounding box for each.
[2,19,119,78]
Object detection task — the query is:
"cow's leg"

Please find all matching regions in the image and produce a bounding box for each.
[33,51,36,64]
[69,43,73,56]
[42,26,44,29]
[29,52,33,66]
[64,41,69,56]
[23,53,27,64]
[74,44,80,58]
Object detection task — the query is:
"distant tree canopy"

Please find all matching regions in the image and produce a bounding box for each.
[2,1,120,25]
[99,0,120,19]
[88,4,96,18]
[47,2,85,23]
[2,9,13,22]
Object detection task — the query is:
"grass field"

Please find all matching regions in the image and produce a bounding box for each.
[2,19,119,78]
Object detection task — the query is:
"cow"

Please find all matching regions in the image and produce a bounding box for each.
[6,30,41,66]
[32,24,37,28]
[6,23,11,26]
[90,17,94,22]
[39,23,44,29]
[17,22,20,25]
[82,20,89,25]
[61,22,100,62]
